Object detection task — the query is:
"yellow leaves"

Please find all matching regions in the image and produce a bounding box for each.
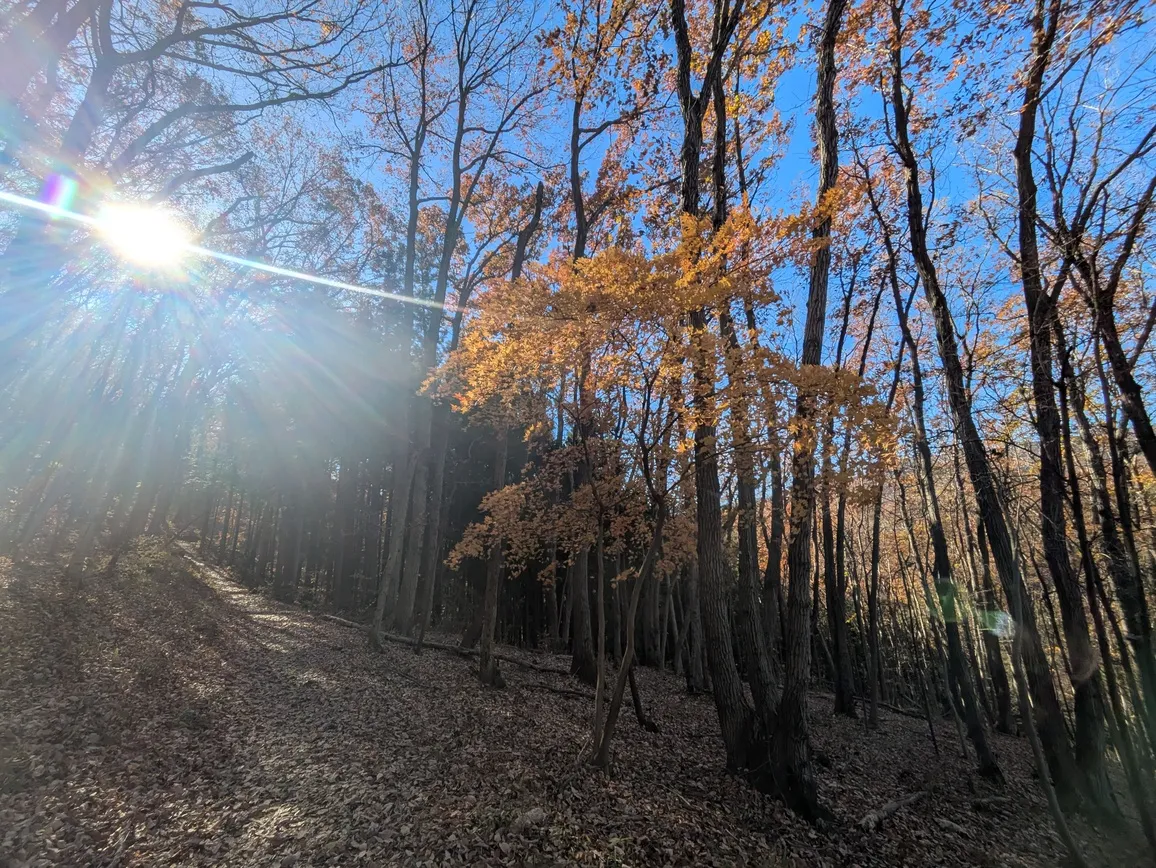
[447,480,543,575]
[780,359,901,493]
[438,185,904,580]
[441,208,778,433]
[537,559,559,588]
[1130,463,1156,498]
[611,566,637,587]
[445,450,693,581]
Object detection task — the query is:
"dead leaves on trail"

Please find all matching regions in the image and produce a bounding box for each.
[0,548,1146,867]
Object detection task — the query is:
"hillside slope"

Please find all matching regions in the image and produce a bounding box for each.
[0,544,1144,867]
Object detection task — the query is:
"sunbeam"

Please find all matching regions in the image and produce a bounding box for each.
[0,188,453,312]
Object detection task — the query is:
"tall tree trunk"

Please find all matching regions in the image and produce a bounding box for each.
[761,447,786,667]
[775,0,848,819]
[421,182,543,649]
[364,459,386,608]
[479,429,508,687]
[1056,341,1156,851]
[711,73,779,730]
[395,411,432,635]
[569,543,598,684]
[683,562,707,692]
[1009,568,1091,868]
[824,280,884,719]
[958,449,1016,735]
[819,285,857,718]
[546,559,562,652]
[821,473,856,716]
[885,0,1078,803]
[333,455,359,612]
[866,483,885,729]
[1012,0,1111,809]
[1089,253,1156,480]
[370,83,427,641]
[593,509,664,768]
[887,234,1000,779]
[590,530,608,755]
[668,0,768,796]
[642,568,661,666]
[373,446,415,640]
[217,479,237,561]
[566,80,603,688]
[1061,327,1156,742]
[275,494,303,602]
[416,413,450,646]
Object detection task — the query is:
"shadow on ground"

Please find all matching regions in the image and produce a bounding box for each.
[0,543,1146,867]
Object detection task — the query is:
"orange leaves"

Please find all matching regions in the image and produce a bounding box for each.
[447,477,573,576]
[445,442,690,581]
[671,211,764,309]
[442,208,775,426]
[440,181,899,577]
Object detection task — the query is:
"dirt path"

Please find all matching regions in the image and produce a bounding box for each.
[0,544,1143,866]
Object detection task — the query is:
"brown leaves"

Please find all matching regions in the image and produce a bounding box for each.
[3,549,1142,868]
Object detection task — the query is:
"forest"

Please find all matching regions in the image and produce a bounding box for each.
[1,0,1155,863]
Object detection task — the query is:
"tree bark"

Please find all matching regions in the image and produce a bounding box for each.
[887,231,1000,779]
[712,73,780,730]
[1056,340,1156,850]
[1012,0,1111,809]
[1060,326,1156,743]
[592,509,664,768]
[885,0,1077,803]
[775,0,848,819]
[479,430,508,687]
[669,0,757,784]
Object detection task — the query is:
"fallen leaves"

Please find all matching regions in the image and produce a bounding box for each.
[0,547,1148,867]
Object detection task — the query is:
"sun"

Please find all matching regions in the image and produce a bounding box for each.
[97,202,191,268]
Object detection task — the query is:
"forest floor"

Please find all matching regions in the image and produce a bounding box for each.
[0,541,1148,867]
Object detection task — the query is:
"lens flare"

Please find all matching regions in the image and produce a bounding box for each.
[97,203,191,268]
[40,175,79,215]
[0,188,453,311]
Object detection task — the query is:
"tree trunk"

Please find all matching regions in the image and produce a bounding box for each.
[885,0,1076,803]
[821,488,856,716]
[710,73,780,727]
[888,229,1000,779]
[593,509,664,768]
[1057,344,1156,851]
[683,562,707,692]
[642,567,661,666]
[762,448,786,668]
[395,410,432,634]
[1012,0,1111,809]
[479,429,508,687]
[590,531,608,756]
[773,0,848,820]
[569,544,598,684]
[975,510,1016,734]
[416,423,451,650]
[1063,329,1156,743]
[866,484,885,730]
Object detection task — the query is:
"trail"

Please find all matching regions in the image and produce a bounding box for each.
[0,545,1143,866]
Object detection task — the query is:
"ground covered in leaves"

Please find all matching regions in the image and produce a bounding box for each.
[0,543,1147,867]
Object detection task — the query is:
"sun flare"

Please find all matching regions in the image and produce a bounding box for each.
[97,203,191,268]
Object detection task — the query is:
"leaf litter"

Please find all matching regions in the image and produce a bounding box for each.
[0,545,1146,867]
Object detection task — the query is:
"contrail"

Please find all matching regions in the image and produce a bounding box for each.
[0,188,455,312]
